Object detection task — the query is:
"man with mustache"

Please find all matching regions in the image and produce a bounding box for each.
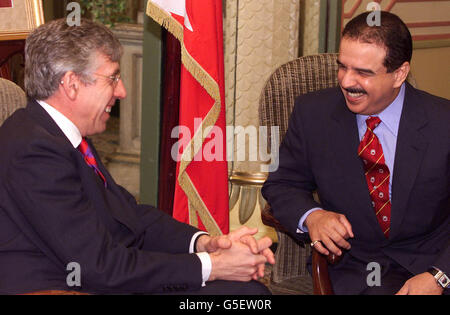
[0,18,275,295]
[263,11,449,295]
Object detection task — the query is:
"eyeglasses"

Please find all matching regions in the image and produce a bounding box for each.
[93,72,121,87]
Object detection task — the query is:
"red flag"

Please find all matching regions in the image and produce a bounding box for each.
[147,0,229,235]
[0,0,13,8]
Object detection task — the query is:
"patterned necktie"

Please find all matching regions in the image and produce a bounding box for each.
[78,138,107,187]
[358,117,391,238]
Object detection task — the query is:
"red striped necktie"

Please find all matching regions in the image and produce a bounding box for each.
[78,138,107,187]
[358,116,391,238]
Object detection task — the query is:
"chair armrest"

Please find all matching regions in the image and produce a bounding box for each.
[312,248,344,295]
[312,249,333,295]
[261,203,289,233]
[261,204,344,295]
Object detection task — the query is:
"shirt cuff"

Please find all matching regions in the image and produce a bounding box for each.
[297,207,322,233]
[190,232,210,286]
[195,252,212,286]
[189,231,209,253]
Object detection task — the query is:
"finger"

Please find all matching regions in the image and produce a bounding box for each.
[208,236,231,251]
[256,236,272,251]
[311,240,329,256]
[250,268,263,281]
[320,235,344,256]
[242,266,259,280]
[260,247,275,265]
[217,237,232,249]
[339,215,354,238]
[395,284,408,295]
[240,235,259,254]
[330,231,351,251]
[326,227,352,253]
[253,254,268,267]
[229,226,258,241]
[258,264,266,278]
[333,221,352,242]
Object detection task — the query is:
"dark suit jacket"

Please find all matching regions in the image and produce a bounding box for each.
[0,100,203,294]
[262,83,449,294]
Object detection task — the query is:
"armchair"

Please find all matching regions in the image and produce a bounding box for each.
[259,53,340,295]
[259,53,418,295]
[0,77,27,126]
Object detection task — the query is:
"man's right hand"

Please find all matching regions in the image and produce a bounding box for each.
[305,209,354,256]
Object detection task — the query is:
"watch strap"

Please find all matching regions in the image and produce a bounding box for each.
[427,267,450,289]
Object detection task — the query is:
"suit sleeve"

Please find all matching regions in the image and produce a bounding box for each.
[4,138,203,294]
[114,183,201,254]
[262,98,321,240]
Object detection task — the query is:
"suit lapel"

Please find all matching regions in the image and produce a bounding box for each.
[85,137,138,234]
[390,84,428,239]
[28,101,138,234]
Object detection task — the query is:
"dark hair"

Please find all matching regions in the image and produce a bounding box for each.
[342,11,412,73]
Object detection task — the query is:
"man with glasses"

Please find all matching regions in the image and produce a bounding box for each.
[0,18,274,295]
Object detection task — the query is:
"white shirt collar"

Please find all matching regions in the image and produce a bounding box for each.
[36,100,82,148]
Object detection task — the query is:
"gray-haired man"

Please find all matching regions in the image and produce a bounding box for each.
[0,18,274,295]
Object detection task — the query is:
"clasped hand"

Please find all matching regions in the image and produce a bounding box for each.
[196,226,275,282]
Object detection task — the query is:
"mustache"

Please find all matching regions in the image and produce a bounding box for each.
[344,87,367,94]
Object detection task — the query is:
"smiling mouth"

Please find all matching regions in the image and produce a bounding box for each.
[348,91,365,98]
[343,88,367,100]
[105,101,115,113]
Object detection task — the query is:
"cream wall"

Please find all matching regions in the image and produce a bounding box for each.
[411,46,450,100]
[224,0,303,241]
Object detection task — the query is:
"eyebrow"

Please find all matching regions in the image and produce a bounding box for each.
[337,59,376,75]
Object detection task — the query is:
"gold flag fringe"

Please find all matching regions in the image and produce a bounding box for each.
[146,2,183,42]
[147,1,224,236]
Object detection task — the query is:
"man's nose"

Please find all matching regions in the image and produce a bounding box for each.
[114,79,127,99]
[339,69,356,88]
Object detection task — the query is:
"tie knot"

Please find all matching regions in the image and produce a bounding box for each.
[78,138,89,155]
[366,116,381,131]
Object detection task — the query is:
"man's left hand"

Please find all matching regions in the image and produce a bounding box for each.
[396,272,444,295]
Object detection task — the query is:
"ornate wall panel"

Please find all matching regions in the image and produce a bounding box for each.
[302,0,321,56]
[342,0,450,41]
[108,24,143,198]
[224,0,300,174]
[224,0,300,239]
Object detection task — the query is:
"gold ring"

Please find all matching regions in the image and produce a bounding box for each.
[310,240,321,247]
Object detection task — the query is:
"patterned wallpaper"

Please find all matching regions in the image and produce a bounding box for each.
[342,0,450,41]
[302,0,321,56]
[224,0,301,174]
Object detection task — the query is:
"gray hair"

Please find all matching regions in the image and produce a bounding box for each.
[25,18,123,100]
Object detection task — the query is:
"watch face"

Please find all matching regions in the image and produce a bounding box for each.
[438,275,449,288]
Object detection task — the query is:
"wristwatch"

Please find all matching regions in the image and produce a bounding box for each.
[427,267,450,289]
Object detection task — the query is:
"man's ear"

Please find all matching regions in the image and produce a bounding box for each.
[60,71,80,100]
[393,61,410,88]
